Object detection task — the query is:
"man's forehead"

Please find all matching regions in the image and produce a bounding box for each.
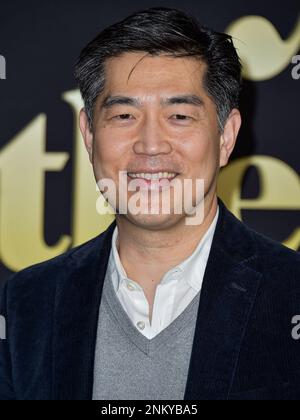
[102,54,207,100]
[97,53,209,111]
[104,52,206,78]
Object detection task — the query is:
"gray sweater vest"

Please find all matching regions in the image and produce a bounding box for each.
[92,263,201,400]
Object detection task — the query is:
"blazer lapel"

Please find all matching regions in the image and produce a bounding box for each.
[52,220,116,400]
[184,198,262,400]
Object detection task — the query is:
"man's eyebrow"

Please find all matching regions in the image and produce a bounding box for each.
[100,94,205,109]
[162,95,205,107]
[100,96,139,109]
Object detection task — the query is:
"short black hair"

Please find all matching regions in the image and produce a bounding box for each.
[74,7,242,132]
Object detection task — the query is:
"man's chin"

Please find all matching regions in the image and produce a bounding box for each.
[125,212,183,231]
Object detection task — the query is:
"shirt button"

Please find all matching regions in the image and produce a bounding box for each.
[137,321,145,330]
[126,283,135,291]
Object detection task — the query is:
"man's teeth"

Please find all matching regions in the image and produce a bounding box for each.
[128,172,177,180]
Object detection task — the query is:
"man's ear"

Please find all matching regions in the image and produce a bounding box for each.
[219,108,242,168]
[79,108,93,164]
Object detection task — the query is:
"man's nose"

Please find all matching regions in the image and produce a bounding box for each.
[133,115,172,155]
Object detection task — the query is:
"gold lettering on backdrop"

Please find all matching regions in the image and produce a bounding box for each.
[226,16,300,81]
[0,115,71,271]
[218,156,300,250]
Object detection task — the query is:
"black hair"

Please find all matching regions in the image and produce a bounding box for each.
[74,7,242,132]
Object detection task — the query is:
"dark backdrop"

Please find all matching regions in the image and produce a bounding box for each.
[0,0,299,287]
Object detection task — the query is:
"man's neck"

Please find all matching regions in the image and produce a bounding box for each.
[115,195,219,282]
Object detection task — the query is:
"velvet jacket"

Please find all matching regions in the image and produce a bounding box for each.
[1,197,300,400]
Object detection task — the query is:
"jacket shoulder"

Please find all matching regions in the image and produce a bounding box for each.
[222,203,300,290]
[4,223,115,298]
[220,201,300,269]
[252,226,300,265]
[255,226,300,270]
[242,221,300,293]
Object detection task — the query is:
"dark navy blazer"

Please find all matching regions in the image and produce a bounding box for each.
[1,197,300,400]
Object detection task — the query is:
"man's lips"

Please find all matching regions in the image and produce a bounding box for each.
[126,173,179,190]
[127,174,179,180]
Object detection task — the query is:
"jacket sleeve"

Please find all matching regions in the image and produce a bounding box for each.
[0,280,15,400]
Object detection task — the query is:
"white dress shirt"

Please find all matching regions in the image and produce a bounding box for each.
[108,205,219,339]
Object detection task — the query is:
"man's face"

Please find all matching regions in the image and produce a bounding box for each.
[80,52,240,230]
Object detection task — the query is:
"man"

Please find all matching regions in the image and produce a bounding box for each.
[1,7,300,401]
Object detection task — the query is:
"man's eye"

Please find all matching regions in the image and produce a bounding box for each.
[113,114,133,120]
[171,114,192,120]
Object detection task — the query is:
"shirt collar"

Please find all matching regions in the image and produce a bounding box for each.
[109,205,219,293]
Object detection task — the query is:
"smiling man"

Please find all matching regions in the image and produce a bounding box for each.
[1,7,300,401]
[79,49,240,322]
